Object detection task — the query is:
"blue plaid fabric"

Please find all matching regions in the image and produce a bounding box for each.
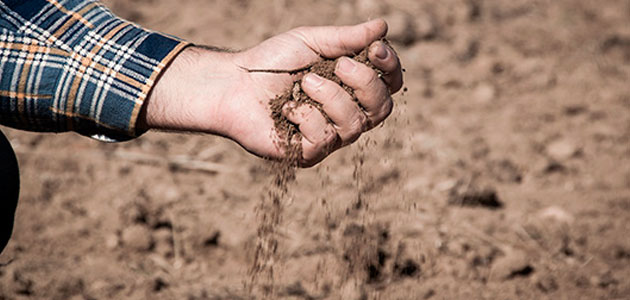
[0,0,188,141]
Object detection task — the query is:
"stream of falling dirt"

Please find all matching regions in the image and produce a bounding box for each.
[249,155,298,298]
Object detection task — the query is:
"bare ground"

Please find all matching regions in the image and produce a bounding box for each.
[1,0,629,299]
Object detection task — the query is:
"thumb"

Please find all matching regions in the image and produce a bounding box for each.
[294,19,388,58]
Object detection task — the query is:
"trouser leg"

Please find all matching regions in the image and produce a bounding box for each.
[0,130,19,253]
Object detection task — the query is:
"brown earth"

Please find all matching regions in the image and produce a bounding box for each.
[1,0,630,299]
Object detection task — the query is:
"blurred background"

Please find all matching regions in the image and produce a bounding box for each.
[1,0,629,299]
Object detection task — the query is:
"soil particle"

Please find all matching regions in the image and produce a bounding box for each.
[535,274,559,293]
[392,239,422,278]
[487,159,522,183]
[472,82,497,104]
[448,182,503,209]
[153,227,174,257]
[121,224,153,251]
[490,249,533,281]
[546,139,581,161]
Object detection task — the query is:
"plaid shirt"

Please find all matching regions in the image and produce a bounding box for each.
[0,0,188,141]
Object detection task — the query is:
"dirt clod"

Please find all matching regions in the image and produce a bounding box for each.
[448,182,503,209]
[121,224,153,251]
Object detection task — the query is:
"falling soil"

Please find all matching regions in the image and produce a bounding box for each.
[249,42,389,297]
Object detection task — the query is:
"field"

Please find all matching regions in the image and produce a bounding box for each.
[1,0,630,299]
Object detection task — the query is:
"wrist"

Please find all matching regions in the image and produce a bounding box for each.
[138,46,241,136]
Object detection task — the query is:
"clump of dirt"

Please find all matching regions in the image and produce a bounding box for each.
[448,180,503,209]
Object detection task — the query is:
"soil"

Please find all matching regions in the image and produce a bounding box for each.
[265,45,382,153]
[1,0,630,299]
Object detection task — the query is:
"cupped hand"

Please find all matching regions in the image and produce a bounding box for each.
[140,19,403,167]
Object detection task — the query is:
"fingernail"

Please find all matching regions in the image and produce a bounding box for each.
[337,57,356,74]
[303,73,324,87]
[375,43,389,60]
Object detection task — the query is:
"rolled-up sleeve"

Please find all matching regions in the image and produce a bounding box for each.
[0,0,188,141]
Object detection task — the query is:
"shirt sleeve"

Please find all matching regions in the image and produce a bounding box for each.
[0,0,189,141]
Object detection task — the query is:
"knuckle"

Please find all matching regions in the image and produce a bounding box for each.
[327,84,347,101]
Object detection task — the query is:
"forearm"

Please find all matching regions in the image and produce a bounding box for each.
[136,46,242,137]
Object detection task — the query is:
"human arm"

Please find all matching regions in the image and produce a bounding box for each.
[0,0,403,166]
[138,19,403,166]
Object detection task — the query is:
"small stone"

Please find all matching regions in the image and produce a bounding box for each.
[383,10,417,45]
[152,228,173,257]
[105,234,119,249]
[454,34,480,62]
[535,274,559,293]
[490,249,532,280]
[436,179,457,192]
[121,225,153,251]
[473,83,496,103]
[393,239,422,278]
[537,206,574,225]
[546,139,579,161]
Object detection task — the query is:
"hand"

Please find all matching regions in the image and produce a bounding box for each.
[139,19,403,167]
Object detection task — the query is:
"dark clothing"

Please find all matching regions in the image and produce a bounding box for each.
[0,130,19,253]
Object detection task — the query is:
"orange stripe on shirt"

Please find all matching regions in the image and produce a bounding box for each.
[65,22,129,130]
[0,91,52,100]
[16,40,41,120]
[48,2,98,42]
[0,41,69,57]
[46,0,94,28]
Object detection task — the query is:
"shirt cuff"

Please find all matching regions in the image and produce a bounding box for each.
[86,31,190,142]
[89,35,190,142]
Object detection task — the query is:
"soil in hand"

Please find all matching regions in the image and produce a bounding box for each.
[268,40,388,156]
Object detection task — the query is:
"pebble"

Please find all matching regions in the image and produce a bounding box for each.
[105,234,119,249]
[121,224,153,251]
[473,83,497,103]
[537,206,574,224]
[393,239,422,278]
[546,139,579,161]
[152,228,174,257]
[490,249,531,280]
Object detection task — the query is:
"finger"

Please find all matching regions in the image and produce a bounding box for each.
[335,57,394,128]
[292,19,388,58]
[299,133,341,168]
[368,41,403,93]
[282,102,338,147]
[301,73,368,145]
